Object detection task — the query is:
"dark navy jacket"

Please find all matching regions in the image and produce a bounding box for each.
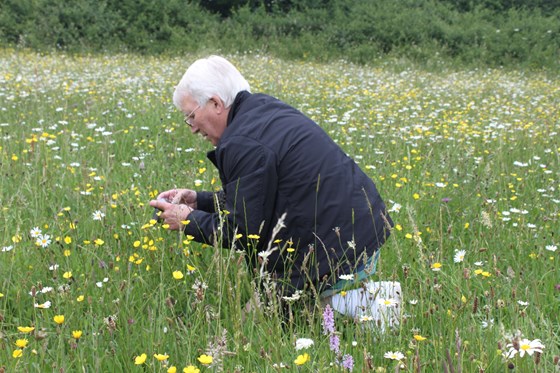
[185,91,393,295]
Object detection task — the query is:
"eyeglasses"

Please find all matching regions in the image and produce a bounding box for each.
[184,105,201,127]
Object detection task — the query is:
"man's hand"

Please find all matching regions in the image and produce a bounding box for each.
[149,199,193,230]
[157,189,197,209]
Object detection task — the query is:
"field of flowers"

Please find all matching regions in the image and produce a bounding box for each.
[0,49,558,372]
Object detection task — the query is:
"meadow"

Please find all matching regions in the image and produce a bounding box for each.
[0,49,558,372]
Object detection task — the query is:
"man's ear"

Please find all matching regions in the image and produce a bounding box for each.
[209,95,226,114]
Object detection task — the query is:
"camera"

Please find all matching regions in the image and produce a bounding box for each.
[152,198,170,222]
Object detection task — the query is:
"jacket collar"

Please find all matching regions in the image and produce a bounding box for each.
[207,91,251,164]
[226,90,251,126]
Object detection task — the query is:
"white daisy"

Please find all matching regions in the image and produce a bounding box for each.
[384,351,405,360]
[388,202,402,213]
[30,227,42,238]
[35,234,52,248]
[505,338,545,358]
[454,249,466,263]
[34,301,52,309]
[92,210,105,220]
[359,315,374,322]
[377,298,398,307]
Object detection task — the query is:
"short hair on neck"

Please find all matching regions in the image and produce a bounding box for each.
[173,55,251,109]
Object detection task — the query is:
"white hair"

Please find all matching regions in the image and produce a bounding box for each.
[173,55,250,109]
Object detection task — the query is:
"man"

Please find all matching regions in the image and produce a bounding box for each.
[150,55,394,309]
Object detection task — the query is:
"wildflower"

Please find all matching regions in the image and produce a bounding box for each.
[454,250,466,263]
[135,353,147,365]
[197,354,213,365]
[72,330,83,339]
[30,227,42,238]
[35,234,52,248]
[504,339,545,358]
[13,349,23,358]
[329,334,340,354]
[294,353,310,366]
[339,274,354,281]
[34,301,52,309]
[183,366,200,373]
[172,271,184,280]
[388,202,402,213]
[64,236,72,244]
[413,334,427,341]
[53,315,65,325]
[92,210,105,220]
[342,354,354,371]
[378,298,398,307]
[545,245,557,252]
[359,315,374,322]
[15,339,28,348]
[17,326,35,333]
[295,338,314,351]
[1,245,13,252]
[431,262,442,271]
[63,271,72,279]
[322,304,335,334]
[282,290,303,302]
[154,353,169,361]
[77,295,85,302]
[384,351,405,360]
[167,367,177,373]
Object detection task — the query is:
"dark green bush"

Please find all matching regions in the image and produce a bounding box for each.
[0,0,558,69]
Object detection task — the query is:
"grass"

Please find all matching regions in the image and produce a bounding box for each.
[0,48,558,372]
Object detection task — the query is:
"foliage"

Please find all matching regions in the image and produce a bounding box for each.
[0,0,559,69]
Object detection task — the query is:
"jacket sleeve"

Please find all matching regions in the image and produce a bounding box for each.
[184,137,278,252]
[196,191,225,213]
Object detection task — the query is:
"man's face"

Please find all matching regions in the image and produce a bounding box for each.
[179,95,228,146]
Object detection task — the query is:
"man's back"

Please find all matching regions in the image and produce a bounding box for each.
[214,91,393,294]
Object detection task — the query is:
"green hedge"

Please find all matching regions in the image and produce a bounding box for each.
[0,0,558,69]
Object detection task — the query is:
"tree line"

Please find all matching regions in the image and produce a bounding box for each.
[1,0,558,69]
